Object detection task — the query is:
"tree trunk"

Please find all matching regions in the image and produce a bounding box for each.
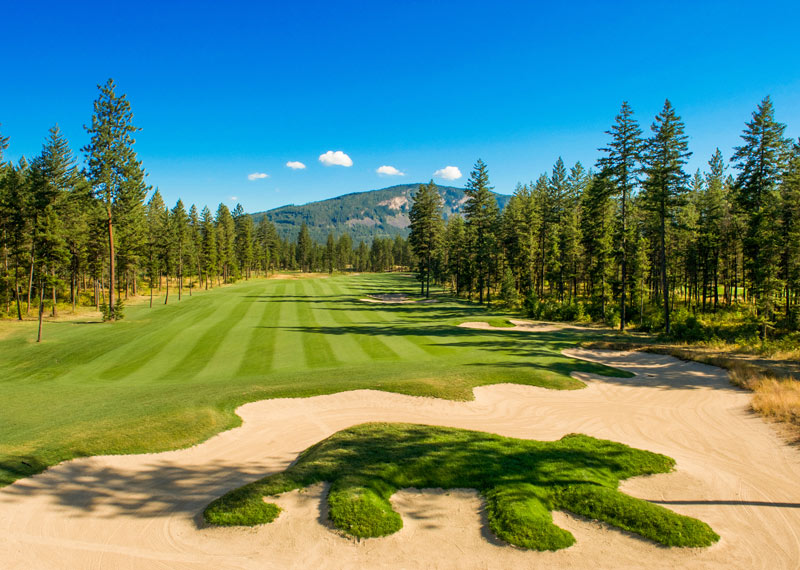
[178,247,183,301]
[51,268,57,317]
[107,206,116,319]
[660,215,670,334]
[164,274,169,305]
[620,192,627,331]
[37,277,45,343]
[27,253,34,315]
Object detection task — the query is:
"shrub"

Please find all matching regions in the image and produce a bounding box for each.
[669,309,705,342]
[99,299,126,322]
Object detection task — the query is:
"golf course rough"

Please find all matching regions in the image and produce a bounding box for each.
[204,423,720,550]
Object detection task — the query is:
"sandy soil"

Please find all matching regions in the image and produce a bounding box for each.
[459,318,587,332]
[1,350,799,569]
[360,294,437,304]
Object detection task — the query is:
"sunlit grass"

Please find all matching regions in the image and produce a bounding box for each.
[204,423,719,550]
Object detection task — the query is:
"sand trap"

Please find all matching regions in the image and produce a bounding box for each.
[459,318,587,332]
[1,350,799,569]
[360,294,438,304]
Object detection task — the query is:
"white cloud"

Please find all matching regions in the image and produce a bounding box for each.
[319,150,353,167]
[433,166,462,181]
[286,161,306,170]
[376,165,404,176]
[230,196,238,201]
[247,172,269,181]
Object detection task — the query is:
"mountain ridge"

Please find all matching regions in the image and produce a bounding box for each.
[251,183,511,243]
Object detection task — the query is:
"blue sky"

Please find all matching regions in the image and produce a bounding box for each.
[2,0,799,212]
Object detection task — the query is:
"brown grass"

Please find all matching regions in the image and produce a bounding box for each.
[751,379,800,424]
[582,340,800,435]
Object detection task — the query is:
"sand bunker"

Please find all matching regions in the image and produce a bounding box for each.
[1,350,799,569]
[360,294,438,304]
[459,318,587,332]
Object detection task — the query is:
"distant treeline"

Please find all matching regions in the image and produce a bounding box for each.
[0,80,415,336]
[408,99,799,338]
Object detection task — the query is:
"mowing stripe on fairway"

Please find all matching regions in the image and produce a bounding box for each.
[306,278,374,363]
[269,279,308,371]
[195,285,271,381]
[297,280,339,368]
[355,296,446,358]
[236,281,286,378]
[161,291,254,380]
[321,279,401,361]
[92,294,228,383]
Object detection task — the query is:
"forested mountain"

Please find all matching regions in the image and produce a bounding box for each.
[251,184,512,243]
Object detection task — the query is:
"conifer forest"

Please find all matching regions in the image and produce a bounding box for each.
[2,80,799,343]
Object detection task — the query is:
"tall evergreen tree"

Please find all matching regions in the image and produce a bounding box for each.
[780,140,800,321]
[408,180,444,297]
[581,172,615,319]
[171,199,189,299]
[598,102,643,330]
[731,96,791,337]
[642,100,691,334]
[296,223,312,271]
[233,203,254,279]
[145,190,166,307]
[200,206,217,288]
[215,204,236,283]
[463,159,499,304]
[82,79,147,320]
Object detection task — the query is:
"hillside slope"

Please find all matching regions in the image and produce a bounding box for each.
[251,184,511,242]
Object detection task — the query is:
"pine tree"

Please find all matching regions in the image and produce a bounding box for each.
[581,172,615,319]
[408,180,444,297]
[780,140,800,325]
[642,100,692,334]
[563,162,587,302]
[336,233,353,271]
[36,125,77,319]
[215,204,236,283]
[463,159,499,304]
[233,204,254,279]
[443,215,468,295]
[325,232,336,274]
[731,96,791,337]
[296,223,312,272]
[1,160,32,320]
[187,204,202,293]
[200,206,217,288]
[145,190,166,307]
[30,127,75,338]
[548,158,567,299]
[171,199,189,299]
[82,79,147,320]
[598,102,643,330]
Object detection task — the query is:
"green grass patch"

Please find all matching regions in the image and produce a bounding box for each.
[204,423,719,550]
[0,273,630,487]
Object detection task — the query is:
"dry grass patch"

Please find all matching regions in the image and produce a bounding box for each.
[751,379,800,424]
[582,340,800,436]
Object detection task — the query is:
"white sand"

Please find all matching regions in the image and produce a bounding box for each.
[1,350,799,569]
[459,319,587,332]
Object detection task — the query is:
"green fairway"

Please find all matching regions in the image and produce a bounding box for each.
[0,273,628,486]
[204,422,719,550]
